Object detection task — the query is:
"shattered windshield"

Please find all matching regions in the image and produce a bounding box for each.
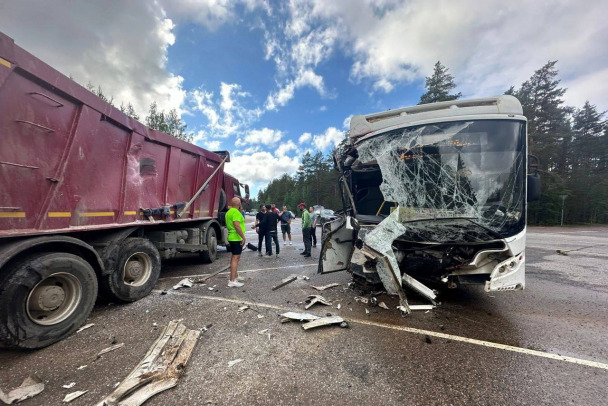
[356,120,526,239]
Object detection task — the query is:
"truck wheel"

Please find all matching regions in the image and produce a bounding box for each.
[0,252,98,349]
[200,227,217,263]
[99,238,161,302]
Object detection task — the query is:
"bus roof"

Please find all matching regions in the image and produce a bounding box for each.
[349,95,523,140]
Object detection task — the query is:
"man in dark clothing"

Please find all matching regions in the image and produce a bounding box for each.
[254,204,267,257]
[263,204,280,257]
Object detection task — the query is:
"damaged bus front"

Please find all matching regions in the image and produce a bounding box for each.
[319,95,540,311]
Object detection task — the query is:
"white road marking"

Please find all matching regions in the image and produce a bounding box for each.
[157,290,608,371]
[158,264,317,281]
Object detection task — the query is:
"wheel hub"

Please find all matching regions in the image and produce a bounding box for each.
[125,260,143,279]
[30,285,65,311]
[123,252,152,286]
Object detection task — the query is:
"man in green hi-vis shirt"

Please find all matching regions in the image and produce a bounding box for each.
[225,197,246,287]
[298,202,311,257]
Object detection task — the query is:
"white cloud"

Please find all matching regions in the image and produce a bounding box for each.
[342,115,352,130]
[275,140,299,157]
[225,151,300,193]
[235,128,283,146]
[299,132,312,144]
[190,82,262,138]
[161,0,270,30]
[313,127,345,150]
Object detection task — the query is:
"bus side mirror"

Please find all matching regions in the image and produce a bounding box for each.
[527,174,541,202]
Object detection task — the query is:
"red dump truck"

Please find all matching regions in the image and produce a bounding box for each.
[0,32,248,348]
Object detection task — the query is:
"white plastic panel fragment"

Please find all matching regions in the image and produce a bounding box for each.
[319,217,355,274]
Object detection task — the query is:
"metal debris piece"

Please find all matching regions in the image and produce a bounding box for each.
[396,305,410,315]
[96,343,125,357]
[302,316,345,330]
[191,265,231,284]
[272,275,298,291]
[409,305,436,311]
[63,390,88,403]
[76,365,87,370]
[304,295,331,310]
[207,287,215,291]
[298,275,310,281]
[0,375,44,405]
[279,312,320,322]
[354,297,369,304]
[228,359,243,368]
[311,283,340,291]
[340,322,349,328]
[76,323,94,333]
[172,278,193,290]
[258,329,269,335]
[378,302,389,310]
[370,297,378,306]
[62,383,76,389]
[336,304,341,310]
[237,305,250,313]
[257,314,264,319]
[365,309,370,314]
[94,319,200,406]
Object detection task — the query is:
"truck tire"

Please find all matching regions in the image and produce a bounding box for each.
[0,252,98,349]
[99,238,161,302]
[200,227,217,263]
[218,189,227,212]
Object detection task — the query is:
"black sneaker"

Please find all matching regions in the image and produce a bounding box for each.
[304,254,311,257]
[300,252,306,255]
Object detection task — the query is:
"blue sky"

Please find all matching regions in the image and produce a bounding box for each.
[2,0,607,195]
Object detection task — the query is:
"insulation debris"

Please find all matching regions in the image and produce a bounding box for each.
[311,283,340,291]
[378,302,390,310]
[172,278,193,290]
[63,391,88,403]
[76,323,94,333]
[279,312,320,322]
[272,275,298,291]
[228,359,243,368]
[304,295,332,310]
[302,316,345,330]
[0,375,44,405]
[96,343,124,358]
[95,319,200,406]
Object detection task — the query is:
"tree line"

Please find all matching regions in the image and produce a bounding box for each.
[258,60,607,225]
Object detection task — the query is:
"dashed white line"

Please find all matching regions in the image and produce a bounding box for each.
[158,290,608,371]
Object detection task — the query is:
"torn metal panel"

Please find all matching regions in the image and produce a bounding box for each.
[302,316,344,330]
[401,274,437,303]
[304,295,331,310]
[311,283,340,291]
[63,390,88,403]
[279,312,320,322]
[0,375,44,405]
[172,278,193,290]
[319,216,356,274]
[95,319,200,406]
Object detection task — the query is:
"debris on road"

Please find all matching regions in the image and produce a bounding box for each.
[365,309,370,314]
[257,314,264,319]
[272,275,298,291]
[304,295,331,310]
[311,283,340,291]
[172,278,193,290]
[336,304,341,310]
[237,305,250,313]
[302,316,345,330]
[247,243,258,251]
[0,375,44,405]
[378,302,389,310]
[63,390,88,403]
[424,335,433,344]
[354,297,369,304]
[76,323,94,333]
[95,319,200,406]
[62,383,76,389]
[340,321,349,328]
[192,265,231,284]
[408,305,436,311]
[280,312,320,322]
[258,329,269,335]
[298,275,310,281]
[96,343,125,358]
[76,365,87,370]
[228,359,243,368]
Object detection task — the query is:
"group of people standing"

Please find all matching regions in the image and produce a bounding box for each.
[223,198,323,288]
[253,204,295,257]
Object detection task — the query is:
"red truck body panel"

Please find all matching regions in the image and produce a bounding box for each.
[0,32,234,238]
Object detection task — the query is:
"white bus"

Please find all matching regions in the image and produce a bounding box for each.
[319,95,541,311]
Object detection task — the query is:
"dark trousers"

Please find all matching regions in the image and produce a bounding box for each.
[258,230,266,253]
[302,227,312,255]
[310,226,317,246]
[265,230,280,255]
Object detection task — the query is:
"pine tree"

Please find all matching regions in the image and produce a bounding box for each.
[418,61,462,104]
[120,102,140,121]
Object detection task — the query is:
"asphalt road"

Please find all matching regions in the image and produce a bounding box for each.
[1,221,607,405]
